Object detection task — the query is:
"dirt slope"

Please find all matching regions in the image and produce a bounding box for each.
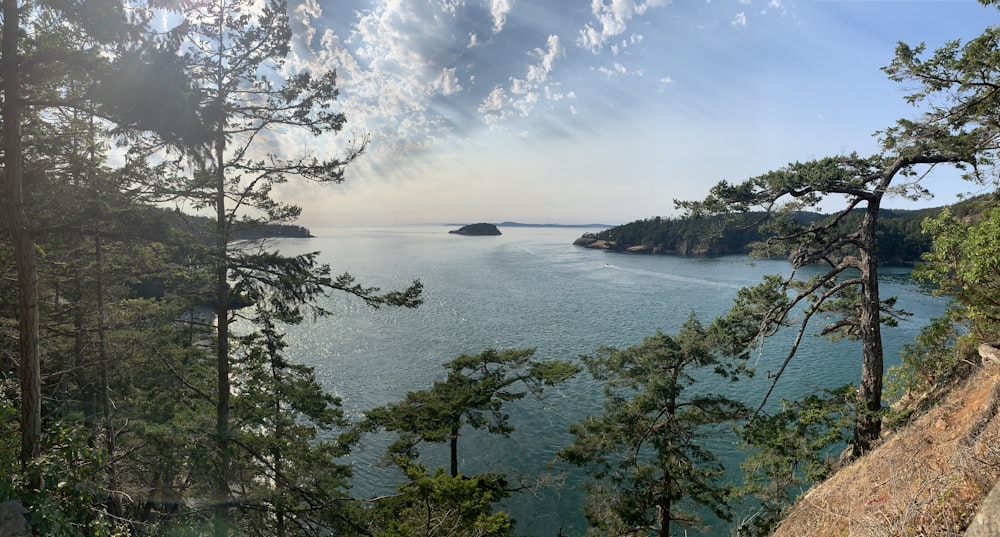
[771,359,1000,537]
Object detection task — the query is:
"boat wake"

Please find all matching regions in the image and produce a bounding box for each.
[603,263,741,289]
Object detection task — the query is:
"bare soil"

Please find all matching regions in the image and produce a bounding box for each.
[770,361,1000,537]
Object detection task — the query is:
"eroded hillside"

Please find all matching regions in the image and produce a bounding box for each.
[771,347,1000,536]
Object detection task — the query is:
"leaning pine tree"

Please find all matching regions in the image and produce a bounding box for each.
[678,0,1000,457]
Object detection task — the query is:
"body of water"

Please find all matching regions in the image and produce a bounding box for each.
[269,225,946,536]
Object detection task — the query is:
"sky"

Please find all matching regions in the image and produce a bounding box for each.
[270,0,1000,227]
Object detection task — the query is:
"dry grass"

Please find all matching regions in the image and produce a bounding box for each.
[769,362,1000,537]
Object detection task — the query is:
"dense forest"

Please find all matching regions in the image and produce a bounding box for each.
[581,199,991,265]
[2,1,1000,537]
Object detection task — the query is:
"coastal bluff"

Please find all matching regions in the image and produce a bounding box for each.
[573,233,654,254]
[449,223,502,236]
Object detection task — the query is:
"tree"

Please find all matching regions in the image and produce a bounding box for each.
[364,348,579,478]
[1,0,205,492]
[230,310,354,537]
[735,387,853,536]
[365,459,515,537]
[881,6,1000,183]
[676,1,1000,457]
[559,315,746,537]
[163,2,420,534]
[677,148,978,456]
[885,204,1000,403]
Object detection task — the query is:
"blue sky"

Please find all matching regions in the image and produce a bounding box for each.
[274,0,999,227]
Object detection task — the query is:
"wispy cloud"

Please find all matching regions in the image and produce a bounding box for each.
[578,0,670,54]
[481,34,566,123]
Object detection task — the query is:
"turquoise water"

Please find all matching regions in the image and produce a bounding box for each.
[271,225,946,536]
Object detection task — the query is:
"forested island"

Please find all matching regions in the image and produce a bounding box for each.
[3,2,1000,537]
[449,222,503,235]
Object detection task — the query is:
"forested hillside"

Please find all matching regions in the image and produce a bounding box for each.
[582,199,990,264]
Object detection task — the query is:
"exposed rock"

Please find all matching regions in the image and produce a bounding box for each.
[980,343,1000,366]
[449,223,501,236]
[625,244,652,254]
[967,479,1000,537]
[573,234,615,250]
[0,501,30,537]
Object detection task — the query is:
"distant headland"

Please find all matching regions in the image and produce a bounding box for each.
[495,221,613,228]
[444,221,612,229]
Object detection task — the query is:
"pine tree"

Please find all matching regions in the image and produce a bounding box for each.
[560,315,746,537]
[364,348,579,478]
[161,2,420,533]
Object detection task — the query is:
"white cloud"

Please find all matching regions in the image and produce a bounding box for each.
[769,0,781,7]
[489,0,514,33]
[437,0,464,16]
[577,0,670,54]
[468,32,480,47]
[527,34,562,82]
[289,1,486,175]
[659,76,674,84]
[479,86,514,124]
[732,12,746,27]
[291,0,324,49]
[433,67,463,95]
[479,34,564,122]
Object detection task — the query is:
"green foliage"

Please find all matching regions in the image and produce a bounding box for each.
[364,348,579,476]
[915,206,1000,338]
[229,313,355,536]
[596,205,956,265]
[885,309,965,404]
[0,405,129,537]
[672,151,974,455]
[882,26,1000,178]
[367,459,513,537]
[560,315,747,536]
[887,202,1000,410]
[591,212,782,256]
[736,386,853,536]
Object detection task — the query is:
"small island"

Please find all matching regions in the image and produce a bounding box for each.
[449,222,502,236]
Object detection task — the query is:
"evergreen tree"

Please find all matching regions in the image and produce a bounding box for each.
[735,387,853,536]
[559,315,747,537]
[365,459,515,537]
[364,348,579,478]
[677,152,975,456]
[160,2,421,534]
[1,0,202,472]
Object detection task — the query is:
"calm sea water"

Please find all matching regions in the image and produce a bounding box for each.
[270,225,945,536]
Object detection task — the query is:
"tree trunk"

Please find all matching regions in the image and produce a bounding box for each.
[450,425,459,477]
[658,467,672,537]
[214,159,231,537]
[213,6,231,534]
[2,0,42,469]
[95,233,122,518]
[853,199,884,456]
